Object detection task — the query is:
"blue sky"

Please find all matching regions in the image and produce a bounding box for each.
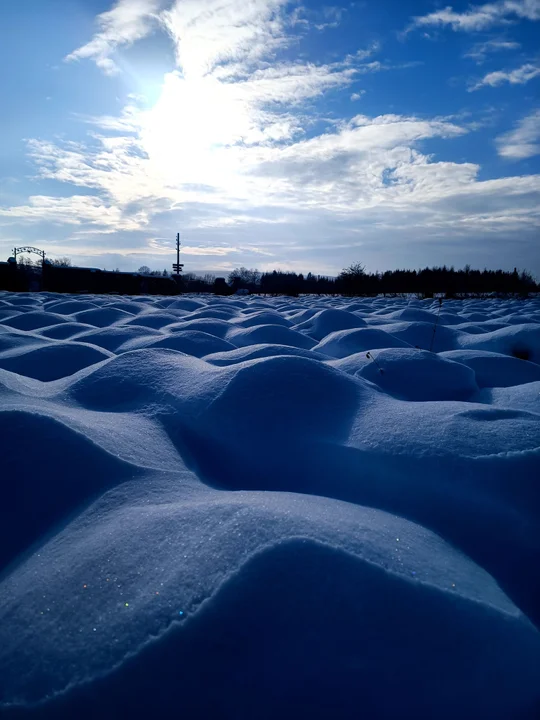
[1,0,539,276]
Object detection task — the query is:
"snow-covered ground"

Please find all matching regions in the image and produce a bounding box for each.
[1,291,539,719]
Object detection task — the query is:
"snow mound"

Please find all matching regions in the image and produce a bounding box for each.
[119,312,183,329]
[44,300,100,314]
[0,409,139,572]
[379,320,463,352]
[199,355,363,444]
[454,322,490,334]
[165,298,206,311]
[0,329,51,353]
[313,327,411,358]
[180,307,237,320]
[36,321,97,339]
[3,528,539,719]
[231,310,293,327]
[67,349,215,412]
[340,302,373,312]
[442,349,540,387]
[101,300,153,314]
[165,317,231,338]
[0,309,22,321]
[459,323,540,363]
[0,341,112,381]
[326,350,376,376]
[437,312,464,325]
[285,307,319,322]
[1,310,70,331]
[72,307,135,327]
[293,308,366,339]
[72,326,163,352]
[474,381,540,415]
[355,348,478,401]
[380,307,439,323]
[0,294,39,306]
[204,343,326,366]
[121,330,237,356]
[226,323,316,349]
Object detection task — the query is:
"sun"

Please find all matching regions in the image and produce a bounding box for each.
[139,72,253,188]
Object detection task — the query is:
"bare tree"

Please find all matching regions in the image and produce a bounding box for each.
[17,256,41,267]
[228,267,261,288]
[337,262,366,295]
[49,257,72,267]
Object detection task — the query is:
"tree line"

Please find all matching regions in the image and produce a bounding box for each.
[10,257,537,297]
[179,263,538,297]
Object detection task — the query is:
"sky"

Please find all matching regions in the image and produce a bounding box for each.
[0,0,539,277]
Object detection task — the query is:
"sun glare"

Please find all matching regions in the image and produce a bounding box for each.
[139,72,252,187]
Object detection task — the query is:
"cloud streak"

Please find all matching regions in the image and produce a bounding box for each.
[496,109,540,158]
[470,62,540,89]
[160,0,289,79]
[463,39,521,63]
[9,110,539,244]
[407,0,540,33]
[0,195,149,230]
[65,0,163,75]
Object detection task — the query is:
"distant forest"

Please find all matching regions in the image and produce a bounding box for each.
[183,263,538,298]
[1,256,537,297]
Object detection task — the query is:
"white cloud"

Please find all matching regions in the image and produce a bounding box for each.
[160,0,289,79]
[0,195,148,230]
[80,105,142,132]
[344,43,381,64]
[181,245,240,255]
[11,110,538,229]
[470,62,540,89]
[496,109,540,158]
[463,38,521,62]
[192,214,289,229]
[407,0,540,33]
[6,105,538,259]
[67,0,380,83]
[65,0,163,75]
[314,6,347,30]
[236,62,357,106]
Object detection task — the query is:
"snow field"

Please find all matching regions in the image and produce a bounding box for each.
[0,291,539,719]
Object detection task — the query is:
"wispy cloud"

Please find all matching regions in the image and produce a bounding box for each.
[5,102,539,261]
[67,0,380,82]
[160,0,289,79]
[192,215,289,229]
[496,109,540,158]
[65,0,162,75]
[469,62,540,89]
[180,245,241,256]
[314,6,347,31]
[0,195,148,230]
[463,38,521,63]
[406,0,540,34]
[285,4,351,32]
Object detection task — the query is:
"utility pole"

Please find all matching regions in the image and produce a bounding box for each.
[172,232,184,276]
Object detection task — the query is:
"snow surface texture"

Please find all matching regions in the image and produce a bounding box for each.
[1,292,540,719]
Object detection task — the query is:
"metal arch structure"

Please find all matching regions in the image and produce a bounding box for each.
[13,246,46,265]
